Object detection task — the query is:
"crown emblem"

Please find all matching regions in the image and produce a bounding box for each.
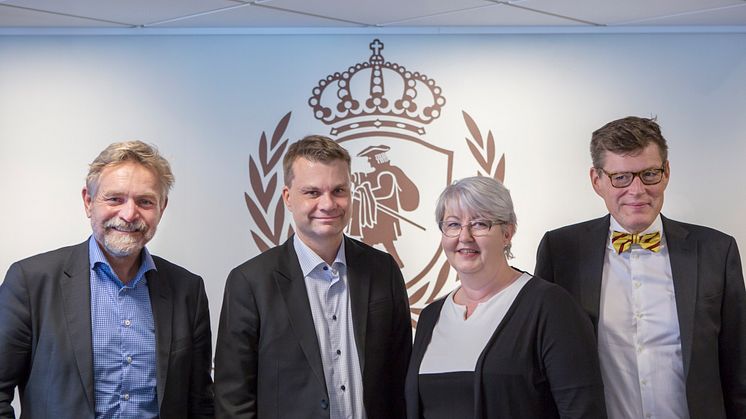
[308,39,446,136]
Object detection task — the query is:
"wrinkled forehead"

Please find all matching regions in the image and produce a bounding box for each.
[95,162,166,199]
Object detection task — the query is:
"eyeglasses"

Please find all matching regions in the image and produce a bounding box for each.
[598,166,666,188]
[438,219,503,237]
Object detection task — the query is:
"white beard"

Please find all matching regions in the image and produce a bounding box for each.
[101,218,154,257]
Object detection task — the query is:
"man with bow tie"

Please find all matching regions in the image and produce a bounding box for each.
[535,116,746,419]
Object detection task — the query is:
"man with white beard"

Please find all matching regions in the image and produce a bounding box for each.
[0,141,214,419]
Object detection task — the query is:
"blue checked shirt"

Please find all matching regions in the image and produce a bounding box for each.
[88,236,158,419]
[294,236,367,419]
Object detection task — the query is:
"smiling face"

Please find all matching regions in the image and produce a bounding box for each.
[440,204,514,281]
[282,157,351,254]
[591,143,669,234]
[83,162,166,261]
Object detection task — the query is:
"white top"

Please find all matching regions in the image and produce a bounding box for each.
[293,236,366,419]
[599,215,689,419]
[419,272,531,374]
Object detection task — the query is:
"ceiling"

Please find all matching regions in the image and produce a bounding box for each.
[1,0,746,33]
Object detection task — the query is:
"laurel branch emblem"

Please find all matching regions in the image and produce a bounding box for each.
[463,110,505,182]
[244,112,294,252]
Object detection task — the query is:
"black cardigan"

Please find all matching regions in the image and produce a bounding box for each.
[405,275,607,419]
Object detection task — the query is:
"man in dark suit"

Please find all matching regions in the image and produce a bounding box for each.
[0,141,214,419]
[535,116,746,419]
[215,135,411,419]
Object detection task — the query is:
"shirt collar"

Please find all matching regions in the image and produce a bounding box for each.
[293,234,347,277]
[608,214,666,251]
[88,235,157,287]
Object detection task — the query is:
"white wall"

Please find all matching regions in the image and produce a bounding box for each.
[1,34,745,404]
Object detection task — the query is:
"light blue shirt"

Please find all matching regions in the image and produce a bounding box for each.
[294,235,366,419]
[88,236,158,419]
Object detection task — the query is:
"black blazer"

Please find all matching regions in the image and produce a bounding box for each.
[406,276,606,419]
[214,235,411,419]
[535,214,746,418]
[0,241,214,419]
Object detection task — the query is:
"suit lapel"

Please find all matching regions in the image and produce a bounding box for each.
[60,241,95,413]
[662,216,697,377]
[580,216,610,331]
[275,238,327,390]
[147,265,173,411]
[344,237,370,374]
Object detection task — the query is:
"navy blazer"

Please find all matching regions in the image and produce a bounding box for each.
[214,235,411,419]
[535,214,746,418]
[0,241,214,419]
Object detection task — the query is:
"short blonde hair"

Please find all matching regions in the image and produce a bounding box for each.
[86,141,174,202]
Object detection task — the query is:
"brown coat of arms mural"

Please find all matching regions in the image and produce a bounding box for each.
[245,39,505,326]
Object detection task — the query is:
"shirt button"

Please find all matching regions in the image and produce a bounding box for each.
[126,356,133,364]
[641,379,647,386]
[320,399,329,410]
[332,315,337,321]
[124,319,132,327]
[323,266,329,271]
[634,281,641,288]
[336,349,341,355]
[123,393,130,401]
[340,385,346,391]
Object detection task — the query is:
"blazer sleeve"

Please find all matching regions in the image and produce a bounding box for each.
[188,279,215,419]
[535,232,555,283]
[720,237,746,418]
[539,286,607,419]
[214,267,259,419]
[0,263,32,419]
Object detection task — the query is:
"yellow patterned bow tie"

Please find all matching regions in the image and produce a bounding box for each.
[611,231,661,254]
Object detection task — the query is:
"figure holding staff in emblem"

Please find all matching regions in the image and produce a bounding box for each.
[348,144,420,268]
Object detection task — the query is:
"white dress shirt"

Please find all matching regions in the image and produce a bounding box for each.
[294,236,366,419]
[599,215,689,419]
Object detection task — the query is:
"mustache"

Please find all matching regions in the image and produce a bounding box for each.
[104,218,147,233]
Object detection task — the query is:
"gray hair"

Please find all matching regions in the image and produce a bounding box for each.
[86,140,174,203]
[435,176,517,258]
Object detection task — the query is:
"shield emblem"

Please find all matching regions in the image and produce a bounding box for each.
[339,134,453,289]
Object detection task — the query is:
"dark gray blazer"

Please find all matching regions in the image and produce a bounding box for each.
[535,214,746,419]
[214,235,411,419]
[0,241,214,419]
